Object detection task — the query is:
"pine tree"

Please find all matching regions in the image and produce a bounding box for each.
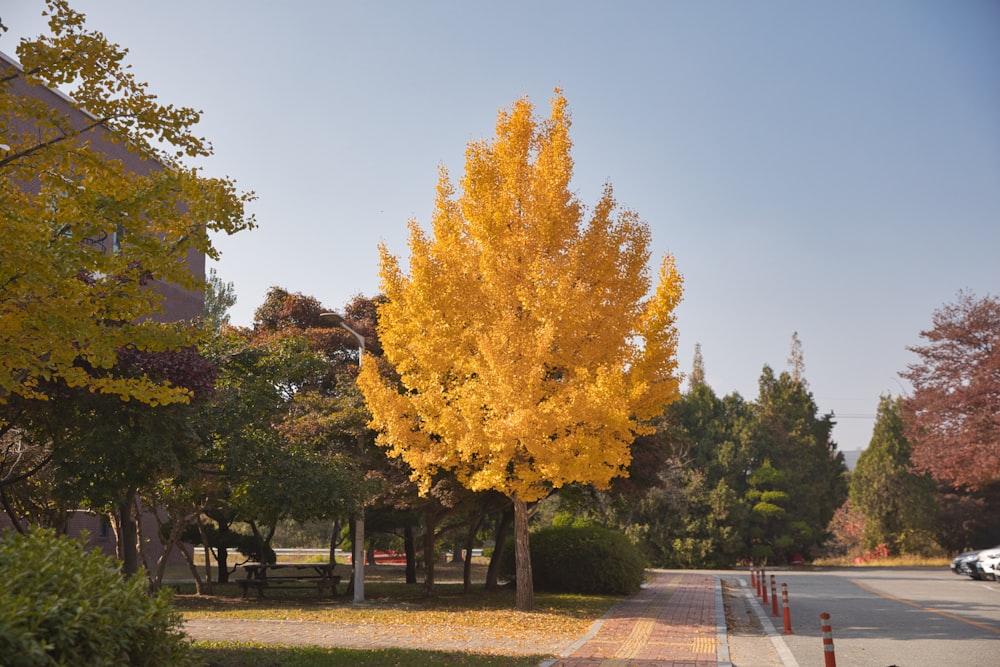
[746,366,847,561]
[690,343,706,389]
[850,395,939,554]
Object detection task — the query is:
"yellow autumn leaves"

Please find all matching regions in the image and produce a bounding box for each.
[358,90,683,503]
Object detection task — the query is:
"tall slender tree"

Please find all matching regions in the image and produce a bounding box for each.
[787,332,806,386]
[689,343,706,389]
[745,366,847,561]
[358,91,683,610]
[850,395,938,554]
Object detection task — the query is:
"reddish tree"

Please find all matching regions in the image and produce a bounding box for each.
[901,291,1000,490]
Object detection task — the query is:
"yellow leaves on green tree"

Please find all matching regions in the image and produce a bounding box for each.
[0,0,255,409]
[357,90,683,610]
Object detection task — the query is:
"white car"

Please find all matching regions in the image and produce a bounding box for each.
[975,546,1000,581]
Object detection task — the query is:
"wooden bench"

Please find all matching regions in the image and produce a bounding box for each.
[239,563,342,599]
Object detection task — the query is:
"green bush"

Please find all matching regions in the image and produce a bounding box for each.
[502,525,646,595]
[0,528,194,667]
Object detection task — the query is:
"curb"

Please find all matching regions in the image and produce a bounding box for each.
[741,578,800,667]
[715,576,733,667]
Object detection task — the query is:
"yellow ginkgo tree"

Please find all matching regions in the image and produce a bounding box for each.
[357,90,683,610]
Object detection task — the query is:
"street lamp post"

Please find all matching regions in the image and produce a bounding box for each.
[319,312,366,603]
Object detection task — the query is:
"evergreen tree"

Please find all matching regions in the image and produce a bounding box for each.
[849,395,939,555]
[787,332,806,386]
[745,366,847,561]
[689,343,706,389]
[635,383,750,567]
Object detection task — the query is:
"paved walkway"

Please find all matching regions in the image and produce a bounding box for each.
[184,570,734,666]
[546,571,728,666]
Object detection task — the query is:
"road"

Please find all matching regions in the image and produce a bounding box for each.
[736,567,1000,667]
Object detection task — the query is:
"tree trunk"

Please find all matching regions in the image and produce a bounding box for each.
[195,516,214,595]
[118,489,140,577]
[422,509,437,596]
[463,513,485,594]
[109,512,122,559]
[150,506,194,593]
[178,536,206,595]
[404,524,417,584]
[0,489,26,534]
[485,504,513,590]
[328,518,342,566]
[216,517,231,584]
[512,493,533,611]
[134,497,152,580]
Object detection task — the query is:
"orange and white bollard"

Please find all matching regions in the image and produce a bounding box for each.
[757,566,765,597]
[762,571,769,605]
[820,612,836,667]
[781,583,793,634]
[750,564,757,590]
[770,575,779,617]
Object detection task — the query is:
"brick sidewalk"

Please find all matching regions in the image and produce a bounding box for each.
[184,570,731,665]
[545,571,724,666]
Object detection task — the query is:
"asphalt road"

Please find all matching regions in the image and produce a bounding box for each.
[740,567,1000,667]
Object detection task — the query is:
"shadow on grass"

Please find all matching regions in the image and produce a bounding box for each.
[193,642,548,667]
[173,580,616,619]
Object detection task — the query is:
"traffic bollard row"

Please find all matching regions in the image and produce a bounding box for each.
[750,565,793,634]
[748,574,844,666]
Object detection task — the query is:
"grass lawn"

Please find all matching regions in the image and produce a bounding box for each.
[191,643,547,667]
[175,560,618,666]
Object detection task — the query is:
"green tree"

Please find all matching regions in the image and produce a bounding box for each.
[745,365,848,561]
[850,395,939,555]
[196,321,361,570]
[358,91,684,610]
[1,0,254,411]
[745,459,793,562]
[663,384,751,566]
[38,345,216,576]
[202,268,237,330]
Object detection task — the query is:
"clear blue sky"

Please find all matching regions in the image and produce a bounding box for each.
[4,1,998,454]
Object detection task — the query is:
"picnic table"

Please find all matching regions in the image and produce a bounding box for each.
[238,562,341,598]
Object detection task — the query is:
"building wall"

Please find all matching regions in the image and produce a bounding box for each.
[1,50,205,321]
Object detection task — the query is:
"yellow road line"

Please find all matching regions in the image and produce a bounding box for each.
[850,579,1000,635]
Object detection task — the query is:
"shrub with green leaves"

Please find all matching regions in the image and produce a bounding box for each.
[503,524,646,595]
[0,528,194,667]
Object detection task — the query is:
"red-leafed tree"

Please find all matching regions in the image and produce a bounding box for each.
[901,291,1000,490]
